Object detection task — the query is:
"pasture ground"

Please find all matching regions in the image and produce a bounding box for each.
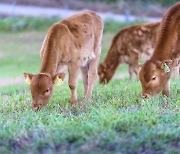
[0,30,179,153]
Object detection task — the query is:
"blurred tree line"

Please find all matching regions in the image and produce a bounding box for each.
[82,0,179,6]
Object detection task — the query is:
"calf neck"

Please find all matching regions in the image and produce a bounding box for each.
[98,22,160,83]
[139,2,180,98]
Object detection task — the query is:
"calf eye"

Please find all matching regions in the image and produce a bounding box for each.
[44,88,50,94]
[152,76,156,80]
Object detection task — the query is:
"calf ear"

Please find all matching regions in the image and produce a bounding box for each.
[100,63,106,72]
[24,73,34,85]
[163,60,172,73]
[172,57,180,67]
[155,60,164,70]
[53,73,65,86]
[163,60,172,66]
[155,60,171,73]
[138,63,143,69]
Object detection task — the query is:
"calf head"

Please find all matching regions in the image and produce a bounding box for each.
[98,63,110,84]
[139,60,173,98]
[24,72,65,110]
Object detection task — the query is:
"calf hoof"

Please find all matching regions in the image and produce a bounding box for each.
[85,95,92,100]
[70,99,78,105]
[85,91,92,99]
[162,91,170,97]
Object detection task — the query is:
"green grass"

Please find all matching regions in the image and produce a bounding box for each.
[0,17,143,33]
[0,17,60,31]
[0,79,179,153]
[0,22,179,153]
[0,31,128,78]
[0,18,143,78]
[0,31,43,77]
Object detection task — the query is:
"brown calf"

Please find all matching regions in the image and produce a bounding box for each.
[24,11,103,110]
[98,22,160,84]
[139,2,180,98]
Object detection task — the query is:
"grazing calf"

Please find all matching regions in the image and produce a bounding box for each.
[139,2,180,98]
[24,11,103,110]
[98,22,160,84]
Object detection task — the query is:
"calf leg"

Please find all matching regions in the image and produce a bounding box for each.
[133,64,140,80]
[129,65,139,80]
[81,65,88,95]
[85,27,102,98]
[172,65,179,79]
[128,65,134,80]
[68,64,79,104]
[129,51,139,80]
[85,58,99,99]
[162,79,170,96]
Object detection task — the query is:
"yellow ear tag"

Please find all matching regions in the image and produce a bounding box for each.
[25,77,31,85]
[54,76,63,86]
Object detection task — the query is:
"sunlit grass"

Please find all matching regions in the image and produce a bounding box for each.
[0,78,179,153]
[0,31,128,78]
[0,24,179,153]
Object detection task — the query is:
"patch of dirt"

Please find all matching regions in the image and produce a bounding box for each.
[0,73,128,86]
[0,76,24,86]
[113,73,128,79]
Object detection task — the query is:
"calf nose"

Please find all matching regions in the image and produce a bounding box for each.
[32,104,39,111]
[142,94,148,99]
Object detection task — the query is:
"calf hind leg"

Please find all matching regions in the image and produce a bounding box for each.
[172,65,179,80]
[81,65,89,96]
[85,26,102,99]
[128,65,134,80]
[85,58,99,99]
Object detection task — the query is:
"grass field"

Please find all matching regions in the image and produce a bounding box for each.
[0,29,179,153]
[0,31,128,78]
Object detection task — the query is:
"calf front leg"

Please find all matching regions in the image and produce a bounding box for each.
[172,65,179,80]
[68,64,79,104]
[162,79,170,96]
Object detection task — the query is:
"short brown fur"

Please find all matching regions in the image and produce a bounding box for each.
[24,11,103,110]
[98,22,160,84]
[139,2,180,98]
